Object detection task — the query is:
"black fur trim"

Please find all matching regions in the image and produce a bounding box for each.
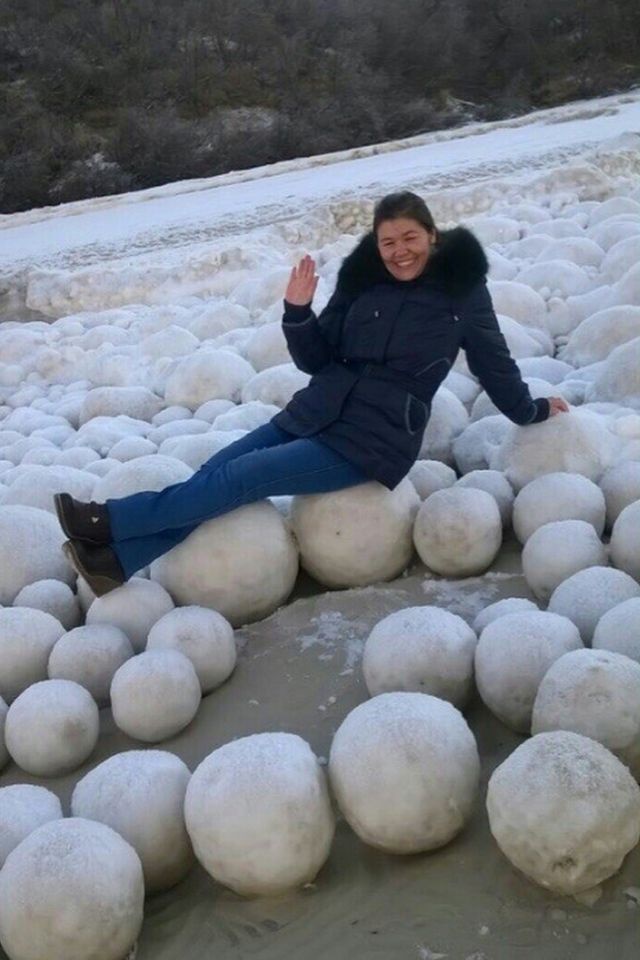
[336,226,488,299]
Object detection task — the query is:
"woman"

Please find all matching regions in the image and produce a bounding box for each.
[56,191,568,596]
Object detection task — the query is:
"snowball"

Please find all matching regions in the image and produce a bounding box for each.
[48,624,134,706]
[442,369,481,406]
[493,410,617,491]
[0,785,62,868]
[291,479,418,589]
[187,302,251,340]
[245,321,291,371]
[212,400,279,432]
[158,429,246,470]
[588,336,640,408]
[151,501,298,626]
[329,692,479,853]
[522,519,607,602]
[164,350,255,410]
[561,306,640,366]
[148,418,207,444]
[14,579,81,630]
[79,386,162,425]
[413,487,502,577]
[610,500,640,581]
[91,453,192,501]
[486,731,640,894]
[86,578,175,652]
[407,459,456,499]
[139,325,199,360]
[534,236,604,268]
[532,648,640,778]
[110,650,201,742]
[185,732,334,896]
[109,436,157,461]
[455,469,514,526]
[593,598,640,665]
[474,611,582,732]
[0,607,65,704]
[5,679,99,776]
[512,472,606,543]
[487,280,548,330]
[517,356,574,384]
[0,698,7,771]
[599,461,640,528]
[0,505,74,604]
[589,196,640,225]
[146,606,236,694]
[472,597,538,635]
[193,398,235,422]
[471,376,556,422]
[362,606,477,707]
[453,415,511,474]
[72,750,193,893]
[0,818,144,960]
[240,362,310,408]
[548,566,640,644]
[418,387,468,464]
[0,464,95,513]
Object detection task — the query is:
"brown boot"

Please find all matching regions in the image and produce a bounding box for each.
[62,540,125,597]
[54,493,112,544]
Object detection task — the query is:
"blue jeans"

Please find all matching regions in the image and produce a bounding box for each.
[107,422,367,578]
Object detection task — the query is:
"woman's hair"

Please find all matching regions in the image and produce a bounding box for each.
[373,191,436,236]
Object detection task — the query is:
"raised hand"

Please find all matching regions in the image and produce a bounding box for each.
[285,255,319,306]
[548,396,570,416]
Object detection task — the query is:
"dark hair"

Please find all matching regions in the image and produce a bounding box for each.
[373,191,436,237]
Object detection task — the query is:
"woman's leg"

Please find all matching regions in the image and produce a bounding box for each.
[112,437,367,578]
[107,420,296,541]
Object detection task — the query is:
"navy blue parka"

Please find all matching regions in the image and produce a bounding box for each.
[272,227,549,489]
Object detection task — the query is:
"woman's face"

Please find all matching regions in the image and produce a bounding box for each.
[376,217,436,281]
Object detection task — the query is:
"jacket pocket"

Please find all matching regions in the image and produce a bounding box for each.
[404,393,430,435]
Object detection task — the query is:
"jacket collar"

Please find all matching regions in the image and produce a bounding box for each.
[336,226,488,299]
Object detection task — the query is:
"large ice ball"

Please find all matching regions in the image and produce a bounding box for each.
[493,410,616,492]
[413,487,502,576]
[0,607,65,704]
[548,565,640,644]
[151,501,298,626]
[512,472,605,543]
[593,597,640,664]
[487,731,640,894]
[472,597,538,634]
[0,818,144,960]
[610,500,640,582]
[362,606,477,707]
[185,733,334,896]
[14,579,81,631]
[475,612,582,732]
[0,505,74,604]
[48,624,134,706]
[110,650,201,742]
[0,785,62,868]
[86,577,175,653]
[291,480,419,589]
[146,606,236,694]
[532,648,640,778]
[72,750,194,893]
[522,519,607,602]
[599,461,640,529]
[329,692,479,854]
[4,679,99,777]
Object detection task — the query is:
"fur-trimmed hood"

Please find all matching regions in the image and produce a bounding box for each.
[336,226,488,299]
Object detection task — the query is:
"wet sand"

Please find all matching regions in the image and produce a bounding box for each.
[2,536,639,960]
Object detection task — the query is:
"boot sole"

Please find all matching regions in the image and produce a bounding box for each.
[54,493,107,544]
[62,541,123,597]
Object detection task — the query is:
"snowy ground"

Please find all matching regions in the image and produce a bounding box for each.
[1,90,640,960]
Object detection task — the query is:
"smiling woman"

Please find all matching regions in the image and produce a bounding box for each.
[55,190,567,597]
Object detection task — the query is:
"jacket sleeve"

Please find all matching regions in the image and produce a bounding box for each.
[281,289,350,375]
[461,281,550,425]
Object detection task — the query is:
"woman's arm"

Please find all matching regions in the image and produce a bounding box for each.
[461,281,567,423]
[281,256,350,375]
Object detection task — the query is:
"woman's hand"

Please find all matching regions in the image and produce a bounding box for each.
[548,396,570,416]
[285,255,319,306]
